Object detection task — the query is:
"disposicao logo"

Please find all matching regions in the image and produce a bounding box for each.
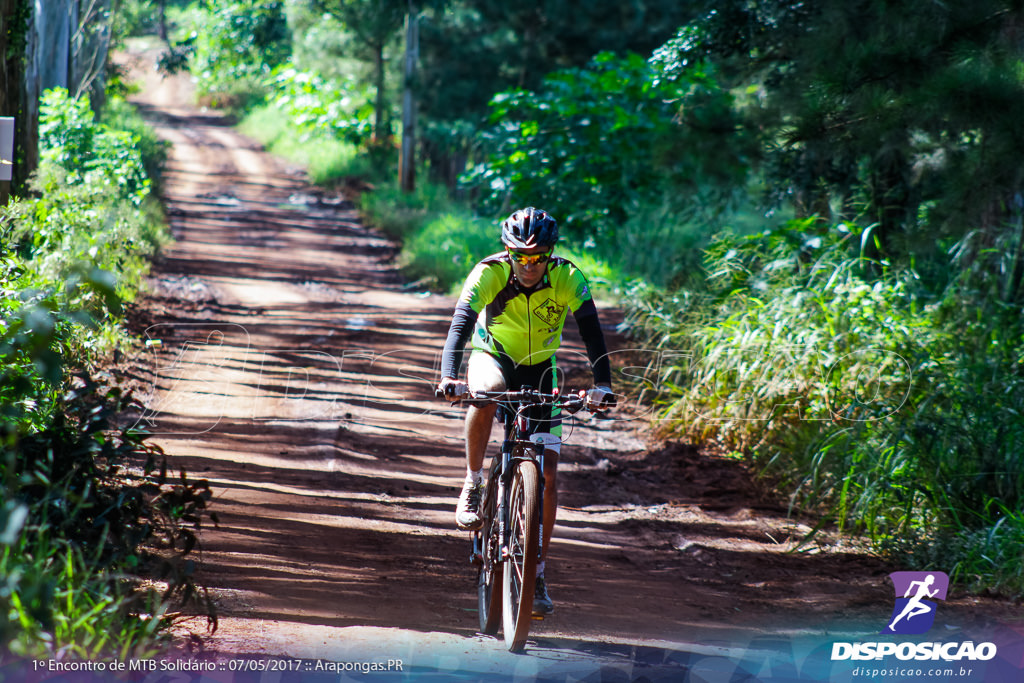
[882,571,949,635]
[831,570,998,663]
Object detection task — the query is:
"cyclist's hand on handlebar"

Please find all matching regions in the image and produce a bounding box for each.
[585,385,616,413]
[436,377,469,402]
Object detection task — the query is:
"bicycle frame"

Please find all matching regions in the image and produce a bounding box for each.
[459,387,585,651]
[499,402,540,563]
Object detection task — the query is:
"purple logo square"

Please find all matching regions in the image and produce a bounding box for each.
[881,571,950,635]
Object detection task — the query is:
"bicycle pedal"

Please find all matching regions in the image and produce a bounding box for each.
[531,614,545,621]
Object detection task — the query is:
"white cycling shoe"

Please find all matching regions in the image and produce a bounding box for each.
[455,480,485,531]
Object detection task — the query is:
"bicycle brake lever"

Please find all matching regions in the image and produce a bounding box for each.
[563,400,584,415]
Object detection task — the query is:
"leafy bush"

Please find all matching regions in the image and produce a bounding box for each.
[467,53,683,237]
[268,64,374,146]
[5,174,165,309]
[0,374,216,659]
[99,94,170,197]
[21,89,166,314]
[466,51,758,286]
[0,88,211,658]
[179,0,291,110]
[39,89,151,208]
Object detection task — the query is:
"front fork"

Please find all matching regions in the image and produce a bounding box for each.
[496,438,545,563]
[470,422,547,568]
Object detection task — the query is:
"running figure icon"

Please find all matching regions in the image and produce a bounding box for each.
[888,574,938,631]
[882,571,949,635]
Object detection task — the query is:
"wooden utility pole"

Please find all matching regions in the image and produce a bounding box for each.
[399,1,417,192]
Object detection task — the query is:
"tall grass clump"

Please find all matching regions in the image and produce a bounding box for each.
[1,88,213,659]
[399,212,497,293]
[359,180,455,242]
[626,219,1024,596]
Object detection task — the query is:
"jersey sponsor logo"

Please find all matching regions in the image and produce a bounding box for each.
[533,298,565,326]
[576,282,590,299]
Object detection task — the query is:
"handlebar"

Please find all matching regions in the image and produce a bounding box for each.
[434,388,590,414]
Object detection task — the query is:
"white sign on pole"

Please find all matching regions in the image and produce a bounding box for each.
[0,118,14,181]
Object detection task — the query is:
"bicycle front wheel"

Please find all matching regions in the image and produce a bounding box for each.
[477,470,502,634]
[502,459,540,652]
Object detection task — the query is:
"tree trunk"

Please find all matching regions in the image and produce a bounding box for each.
[0,0,34,202]
[35,0,73,92]
[373,40,386,143]
[399,5,417,192]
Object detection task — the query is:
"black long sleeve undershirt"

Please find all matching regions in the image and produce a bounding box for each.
[573,300,612,387]
[440,301,478,380]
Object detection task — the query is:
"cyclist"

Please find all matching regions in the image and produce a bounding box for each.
[437,206,614,617]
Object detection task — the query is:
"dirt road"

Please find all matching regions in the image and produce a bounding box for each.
[118,50,1021,680]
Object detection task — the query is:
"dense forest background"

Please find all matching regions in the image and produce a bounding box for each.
[2,0,1023,657]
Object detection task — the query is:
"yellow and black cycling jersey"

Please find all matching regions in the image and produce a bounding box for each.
[462,251,592,365]
[441,251,611,386]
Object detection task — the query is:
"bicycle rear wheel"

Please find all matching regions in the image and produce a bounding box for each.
[477,470,502,634]
[502,459,540,652]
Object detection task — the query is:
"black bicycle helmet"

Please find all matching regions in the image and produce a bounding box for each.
[501,207,558,249]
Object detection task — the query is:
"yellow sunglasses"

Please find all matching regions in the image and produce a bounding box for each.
[507,249,553,265]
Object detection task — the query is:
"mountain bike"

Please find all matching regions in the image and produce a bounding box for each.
[452,387,587,653]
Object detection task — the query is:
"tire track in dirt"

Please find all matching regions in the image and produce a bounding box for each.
[116,48,1021,679]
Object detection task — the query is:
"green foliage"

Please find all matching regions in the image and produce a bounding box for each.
[5,88,167,335]
[112,0,190,40]
[656,0,1024,251]
[0,375,216,658]
[268,64,375,146]
[359,179,455,242]
[238,103,373,185]
[99,94,171,197]
[466,51,757,285]
[5,169,165,309]
[400,212,498,293]
[0,85,205,657]
[470,53,674,228]
[39,89,152,207]
[368,181,626,296]
[626,220,1024,596]
[418,0,700,124]
[181,0,291,109]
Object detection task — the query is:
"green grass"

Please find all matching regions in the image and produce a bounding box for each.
[239,105,373,186]
[398,211,497,293]
[1,530,168,659]
[383,194,630,299]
